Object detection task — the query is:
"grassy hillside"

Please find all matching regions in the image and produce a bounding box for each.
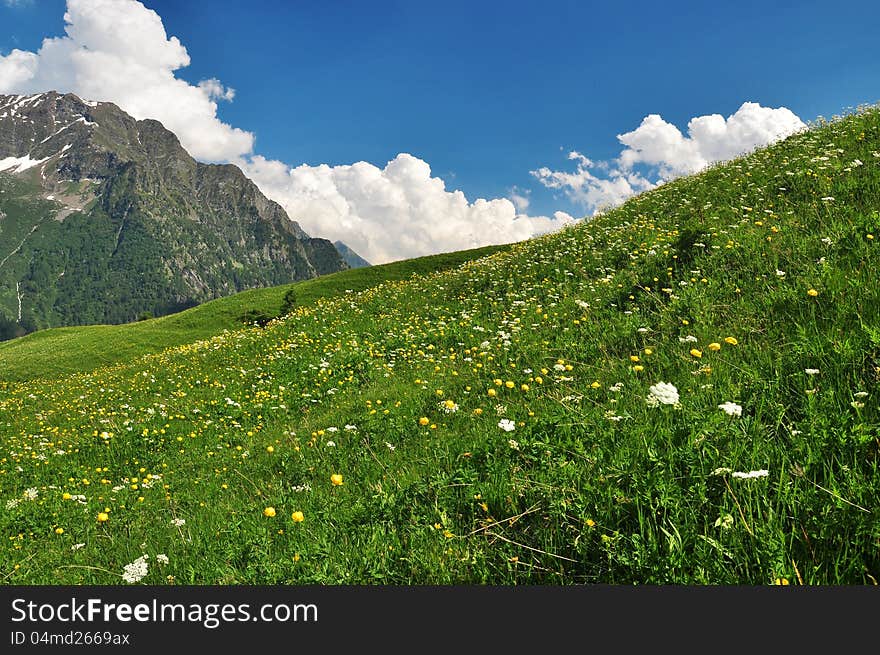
[1,107,878,585]
[0,244,509,381]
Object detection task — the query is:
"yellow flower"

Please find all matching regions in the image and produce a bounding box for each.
[62,492,71,500]
[266,446,274,453]
[690,349,703,358]
[807,288,819,297]
[534,376,543,384]
[55,527,64,535]
[520,384,529,392]
[487,388,497,397]
[724,337,738,345]
[708,342,721,351]
[292,511,304,523]
[96,512,109,522]
[585,519,596,528]
[630,355,640,362]
[263,507,276,518]
[633,365,644,372]
[505,380,515,389]
[643,348,653,355]
[590,381,601,389]
[330,474,344,486]
[419,417,429,426]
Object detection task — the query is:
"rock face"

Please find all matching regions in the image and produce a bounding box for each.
[0,92,347,332]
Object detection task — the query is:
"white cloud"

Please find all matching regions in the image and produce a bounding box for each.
[241,153,574,265]
[1,0,574,263]
[0,0,253,162]
[533,102,806,214]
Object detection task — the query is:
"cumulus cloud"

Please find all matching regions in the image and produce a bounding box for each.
[0,0,253,161]
[241,153,574,265]
[533,102,806,214]
[0,0,573,262]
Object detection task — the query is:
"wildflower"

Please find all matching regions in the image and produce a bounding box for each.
[585,519,596,528]
[266,446,274,453]
[647,382,679,406]
[708,342,721,351]
[508,439,520,450]
[122,555,149,584]
[732,469,769,479]
[679,335,698,343]
[418,417,429,426]
[487,389,497,397]
[23,488,38,500]
[711,467,732,476]
[156,554,169,565]
[71,543,85,551]
[854,391,869,398]
[55,527,64,535]
[504,381,515,389]
[440,400,459,413]
[292,511,305,523]
[520,384,529,392]
[807,288,819,297]
[263,507,276,518]
[724,336,738,345]
[690,348,703,358]
[498,419,516,432]
[633,365,644,372]
[325,440,336,447]
[804,368,820,375]
[718,401,743,417]
[590,381,601,388]
[331,474,344,486]
[171,518,186,527]
[97,512,109,522]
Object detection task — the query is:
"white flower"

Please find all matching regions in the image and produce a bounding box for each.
[508,439,520,450]
[156,554,169,565]
[6,498,22,510]
[384,442,396,451]
[122,555,149,584]
[325,426,338,433]
[344,424,358,431]
[553,363,566,371]
[325,441,336,447]
[804,368,820,375]
[71,543,85,551]
[851,401,865,409]
[170,518,186,527]
[732,469,769,479]
[609,382,624,392]
[718,401,743,417]
[711,467,732,476]
[498,419,516,432]
[775,269,786,277]
[820,237,833,246]
[854,391,869,398]
[647,382,679,406]
[23,488,38,500]
[637,327,650,333]
[679,335,698,343]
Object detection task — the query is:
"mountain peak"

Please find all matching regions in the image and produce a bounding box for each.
[0,91,347,333]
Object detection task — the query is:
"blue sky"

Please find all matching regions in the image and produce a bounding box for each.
[2,0,879,262]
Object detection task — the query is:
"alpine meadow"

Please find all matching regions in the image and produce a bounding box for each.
[1,105,879,586]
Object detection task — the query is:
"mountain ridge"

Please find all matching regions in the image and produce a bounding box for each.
[0,91,347,336]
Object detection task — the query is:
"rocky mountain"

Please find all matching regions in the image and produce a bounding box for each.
[333,240,371,269]
[0,91,347,337]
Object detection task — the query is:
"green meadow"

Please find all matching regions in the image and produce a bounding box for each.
[1,106,878,585]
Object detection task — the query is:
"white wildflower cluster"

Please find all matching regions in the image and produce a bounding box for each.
[498,419,516,432]
[646,382,679,406]
[718,401,743,417]
[804,368,820,375]
[156,554,170,565]
[122,555,150,584]
[23,488,39,500]
[679,335,698,343]
[170,518,186,527]
[291,484,312,493]
[439,400,459,413]
[732,469,770,480]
